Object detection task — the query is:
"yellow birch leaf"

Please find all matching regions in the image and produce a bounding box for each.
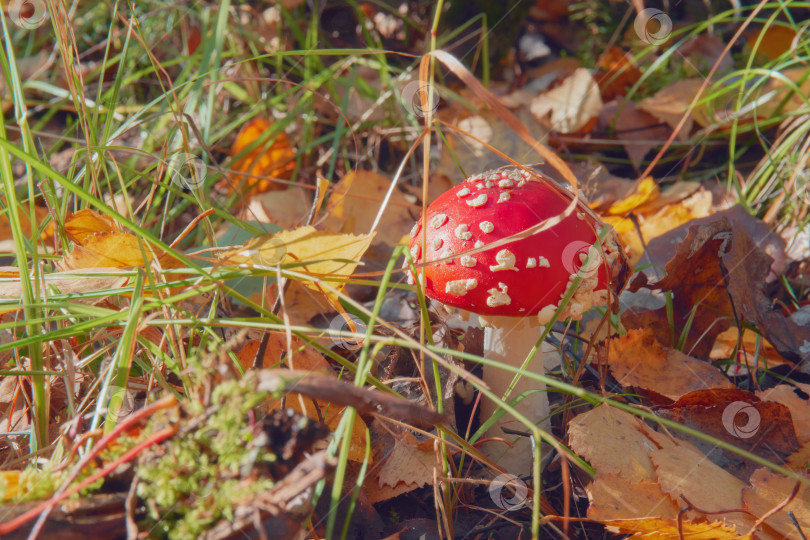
[224,226,374,306]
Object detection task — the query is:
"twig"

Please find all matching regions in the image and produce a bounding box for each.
[745,480,801,537]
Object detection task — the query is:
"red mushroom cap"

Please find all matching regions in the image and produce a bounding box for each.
[408,167,626,323]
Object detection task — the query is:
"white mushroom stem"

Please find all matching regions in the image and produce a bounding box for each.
[478,315,557,477]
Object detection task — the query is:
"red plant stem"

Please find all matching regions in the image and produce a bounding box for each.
[0,425,177,536]
[0,395,178,536]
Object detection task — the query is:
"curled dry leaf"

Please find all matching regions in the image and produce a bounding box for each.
[530,67,603,133]
[597,328,733,401]
[624,215,807,362]
[657,388,800,475]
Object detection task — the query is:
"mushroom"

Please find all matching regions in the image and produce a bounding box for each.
[408,166,628,475]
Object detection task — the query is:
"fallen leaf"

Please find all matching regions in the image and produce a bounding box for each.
[376,429,434,488]
[747,25,798,61]
[64,209,117,244]
[710,327,789,372]
[651,444,756,533]
[743,468,810,539]
[587,475,679,520]
[602,518,743,539]
[624,218,733,356]
[607,177,659,215]
[595,47,642,101]
[223,226,375,309]
[322,171,413,246]
[57,232,181,271]
[757,384,810,443]
[0,268,128,309]
[568,404,678,483]
[597,328,734,401]
[226,118,296,195]
[604,100,671,170]
[530,67,603,133]
[637,79,702,139]
[657,388,800,475]
[240,188,312,230]
[436,93,547,177]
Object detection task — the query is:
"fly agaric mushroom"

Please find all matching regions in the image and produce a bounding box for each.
[408,166,628,475]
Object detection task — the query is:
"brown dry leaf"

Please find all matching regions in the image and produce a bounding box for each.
[224,226,374,309]
[645,205,788,278]
[58,233,182,271]
[657,389,800,471]
[435,92,546,177]
[722,223,810,364]
[322,171,413,246]
[748,25,798,61]
[568,404,678,482]
[637,79,703,139]
[651,444,756,533]
[64,209,117,244]
[240,188,312,230]
[530,67,603,133]
[598,328,733,401]
[743,468,810,539]
[587,475,679,521]
[757,384,810,443]
[624,219,736,358]
[603,518,744,539]
[376,430,434,489]
[605,100,671,170]
[226,117,296,195]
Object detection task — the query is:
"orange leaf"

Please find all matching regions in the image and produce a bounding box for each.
[226,118,296,195]
[64,209,117,245]
[58,232,181,270]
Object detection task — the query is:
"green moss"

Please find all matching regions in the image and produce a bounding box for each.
[135,374,278,540]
